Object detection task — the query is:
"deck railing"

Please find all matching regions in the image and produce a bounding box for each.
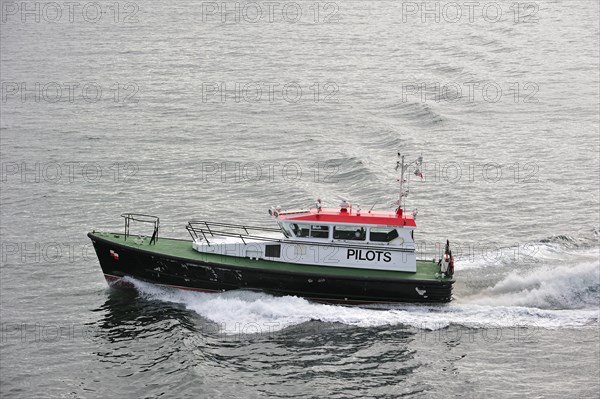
[121,213,160,244]
[185,220,282,246]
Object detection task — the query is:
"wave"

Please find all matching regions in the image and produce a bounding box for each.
[459,259,599,309]
[538,230,599,249]
[377,100,445,126]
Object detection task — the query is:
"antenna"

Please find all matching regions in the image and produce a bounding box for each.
[368,202,377,213]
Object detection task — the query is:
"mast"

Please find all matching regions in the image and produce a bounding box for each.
[395,153,423,215]
[398,154,406,211]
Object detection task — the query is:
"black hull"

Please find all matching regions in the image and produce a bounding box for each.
[89,233,453,304]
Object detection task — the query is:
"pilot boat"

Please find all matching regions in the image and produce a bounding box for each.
[88,154,455,304]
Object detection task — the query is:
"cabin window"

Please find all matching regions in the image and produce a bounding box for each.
[333,225,366,241]
[370,227,399,242]
[310,225,329,239]
[265,244,281,258]
[291,223,310,238]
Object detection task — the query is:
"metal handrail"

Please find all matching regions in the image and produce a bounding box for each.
[186,220,282,247]
[188,220,281,233]
[121,213,159,244]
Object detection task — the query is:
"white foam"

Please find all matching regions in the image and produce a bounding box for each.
[461,259,599,309]
[124,276,598,335]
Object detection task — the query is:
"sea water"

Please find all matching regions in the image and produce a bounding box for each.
[1,1,598,397]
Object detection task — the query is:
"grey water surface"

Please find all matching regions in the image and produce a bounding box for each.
[1,1,599,397]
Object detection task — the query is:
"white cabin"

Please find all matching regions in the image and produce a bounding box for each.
[191,206,418,272]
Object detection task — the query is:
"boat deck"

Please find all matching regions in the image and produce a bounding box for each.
[90,231,453,282]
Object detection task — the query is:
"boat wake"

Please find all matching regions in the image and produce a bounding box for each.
[459,259,599,309]
[454,234,599,307]
[122,230,598,335]
[123,259,598,336]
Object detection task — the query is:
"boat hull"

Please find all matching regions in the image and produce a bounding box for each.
[88,232,454,304]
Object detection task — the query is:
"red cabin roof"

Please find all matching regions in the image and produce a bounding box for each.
[276,208,416,227]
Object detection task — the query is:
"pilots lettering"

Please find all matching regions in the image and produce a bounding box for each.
[347,249,392,262]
